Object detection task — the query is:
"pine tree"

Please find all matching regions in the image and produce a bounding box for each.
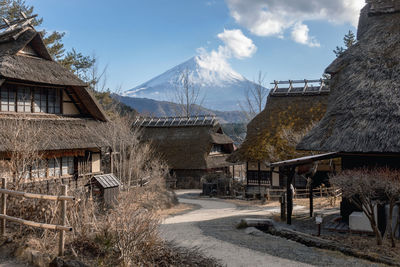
[333,30,356,58]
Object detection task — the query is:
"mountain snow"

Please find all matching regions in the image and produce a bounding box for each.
[123,55,261,111]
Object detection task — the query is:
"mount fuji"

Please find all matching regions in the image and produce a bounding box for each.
[123,55,263,111]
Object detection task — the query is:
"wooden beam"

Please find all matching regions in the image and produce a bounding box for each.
[0,214,72,231]
[0,188,75,201]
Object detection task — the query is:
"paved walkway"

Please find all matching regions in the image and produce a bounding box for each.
[161,190,384,267]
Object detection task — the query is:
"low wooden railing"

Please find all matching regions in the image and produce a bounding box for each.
[260,186,341,201]
[0,178,75,256]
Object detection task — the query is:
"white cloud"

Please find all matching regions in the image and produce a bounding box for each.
[217,29,257,59]
[193,29,256,82]
[291,22,320,47]
[226,0,365,46]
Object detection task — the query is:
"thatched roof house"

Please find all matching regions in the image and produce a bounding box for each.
[230,81,329,163]
[228,80,331,188]
[0,18,108,188]
[297,0,400,167]
[135,116,235,188]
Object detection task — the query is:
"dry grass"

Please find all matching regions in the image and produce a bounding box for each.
[324,235,400,262]
[158,203,196,219]
[294,196,341,210]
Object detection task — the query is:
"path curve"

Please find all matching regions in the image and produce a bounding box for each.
[161,190,383,267]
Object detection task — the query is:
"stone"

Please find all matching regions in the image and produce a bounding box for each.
[244,227,263,236]
[349,211,374,232]
[241,218,275,228]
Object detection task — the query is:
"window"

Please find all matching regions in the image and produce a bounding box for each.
[48,89,60,114]
[17,86,31,112]
[33,88,47,113]
[48,158,61,177]
[61,157,74,176]
[0,85,62,114]
[211,144,223,154]
[31,160,46,179]
[1,87,16,112]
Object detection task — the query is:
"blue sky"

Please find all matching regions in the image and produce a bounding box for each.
[26,0,363,91]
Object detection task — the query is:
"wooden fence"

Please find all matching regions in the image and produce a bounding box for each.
[0,178,75,256]
[262,186,341,201]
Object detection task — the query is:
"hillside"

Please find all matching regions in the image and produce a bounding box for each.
[114,94,247,123]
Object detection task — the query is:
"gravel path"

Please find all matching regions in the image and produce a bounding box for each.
[161,190,385,267]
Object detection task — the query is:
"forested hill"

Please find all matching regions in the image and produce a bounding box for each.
[114,95,247,124]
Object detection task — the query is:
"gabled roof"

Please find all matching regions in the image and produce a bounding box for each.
[229,83,329,163]
[91,174,121,189]
[0,27,86,87]
[297,2,400,153]
[137,116,234,170]
[0,20,108,122]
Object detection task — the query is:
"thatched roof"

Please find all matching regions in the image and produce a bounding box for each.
[229,90,329,163]
[0,115,108,153]
[0,24,108,122]
[297,1,400,153]
[0,27,86,87]
[137,116,234,170]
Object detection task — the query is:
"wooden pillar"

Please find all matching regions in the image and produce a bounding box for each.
[258,161,261,196]
[309,180,313,217]
[59,184,67,256]
[1,178,6,236]
[286,167,295,225]
[246,162,249,186]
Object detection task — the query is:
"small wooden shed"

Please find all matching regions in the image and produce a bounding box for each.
[87,174,121,206]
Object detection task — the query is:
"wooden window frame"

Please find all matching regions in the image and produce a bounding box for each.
[0,84,63,115]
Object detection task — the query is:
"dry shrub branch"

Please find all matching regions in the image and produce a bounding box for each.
[331,168,400,246]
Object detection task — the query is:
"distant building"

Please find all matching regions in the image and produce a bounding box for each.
[134,115,237,188]
[0,17,108,188]
[229,80,337,189]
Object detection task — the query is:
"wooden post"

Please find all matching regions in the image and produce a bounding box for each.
[258,161,261,197]
[320,186,323,197]
[1,178,6,236]
[286,167,295,225]
[309,182,313,217]
[59,185,67,256]
[110,151,114,174]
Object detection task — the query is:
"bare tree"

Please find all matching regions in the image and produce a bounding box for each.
[240,71,268,120]
[330,169,385,245]
[0,117,50,188]
[98,113,168,188]
[173,69,204,117]
[381,169,400,247]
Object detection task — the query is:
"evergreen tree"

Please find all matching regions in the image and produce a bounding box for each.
[333,30,356,57]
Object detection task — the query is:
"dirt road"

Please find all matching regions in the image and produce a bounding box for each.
[161,190,383,267]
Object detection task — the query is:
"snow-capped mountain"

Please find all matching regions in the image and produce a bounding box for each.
[123,55,262,111]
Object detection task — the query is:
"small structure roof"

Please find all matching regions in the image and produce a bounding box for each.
[297,1,400,153]
[91,174,121,189]
[228,79,330,163]
[137,116,235,170]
